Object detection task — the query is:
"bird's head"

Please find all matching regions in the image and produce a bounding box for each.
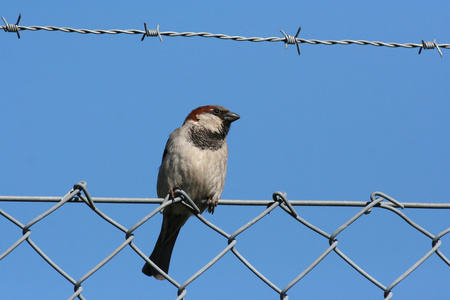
[184,105,240,136]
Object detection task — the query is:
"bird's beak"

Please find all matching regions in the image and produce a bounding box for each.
[223,111,240,123]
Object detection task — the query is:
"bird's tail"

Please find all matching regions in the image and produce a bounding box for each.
[142,213,188,279]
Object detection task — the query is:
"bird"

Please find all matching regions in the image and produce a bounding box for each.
[142,105,240,279]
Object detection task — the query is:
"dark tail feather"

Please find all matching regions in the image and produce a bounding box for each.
[142,226,181,279]
[142,212,189,279]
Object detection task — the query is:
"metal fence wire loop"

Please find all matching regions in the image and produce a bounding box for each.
[73,181,96,210]
[433,227,450,266]
[273,191,298,217]
[174,189,201,214]
[370,191,405,209]
[432,227,450,246]
[364,200,374,214]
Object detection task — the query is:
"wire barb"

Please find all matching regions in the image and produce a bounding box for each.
[418,39,443,57]
[280,26,301,55]
[141,23,162,42]
[1,13,21,39]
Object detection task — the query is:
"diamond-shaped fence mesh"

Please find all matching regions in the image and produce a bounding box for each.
[1,181,449,299]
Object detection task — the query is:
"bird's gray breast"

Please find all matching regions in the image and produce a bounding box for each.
[157,128,228,207]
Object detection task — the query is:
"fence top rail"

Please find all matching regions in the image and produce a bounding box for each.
[1,196,449,209]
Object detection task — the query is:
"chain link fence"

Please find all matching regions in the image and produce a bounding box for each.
[1,181,449,299]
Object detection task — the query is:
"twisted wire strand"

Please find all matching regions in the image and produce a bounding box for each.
[2,25,449,51]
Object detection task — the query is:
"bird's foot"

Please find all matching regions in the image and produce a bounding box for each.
[207,197,218,214]
[169,186,182,200]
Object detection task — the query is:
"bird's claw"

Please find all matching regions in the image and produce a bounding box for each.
[207,197,218,214]
[169,186,182,200]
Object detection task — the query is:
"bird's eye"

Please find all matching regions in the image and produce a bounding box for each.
[212,108,221,115]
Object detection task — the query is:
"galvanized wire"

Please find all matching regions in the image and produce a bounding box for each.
[2,195,450,209]
[1,181,449,299]
[1,14,449,56]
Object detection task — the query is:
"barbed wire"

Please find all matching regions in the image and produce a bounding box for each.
[1,181,449,299]
[2,14,449,57]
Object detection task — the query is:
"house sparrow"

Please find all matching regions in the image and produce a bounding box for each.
[142,105,240,279]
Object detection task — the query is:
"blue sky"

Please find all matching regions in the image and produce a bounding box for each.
[1,1,449,299]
